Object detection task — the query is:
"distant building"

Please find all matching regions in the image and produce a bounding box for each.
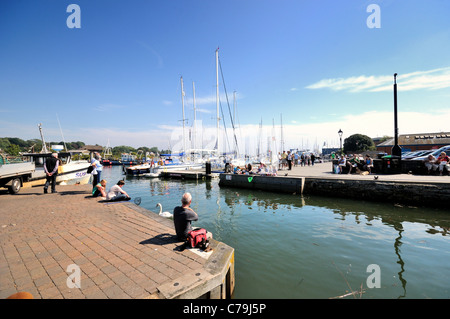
[322,147,340,155]
[372,137,387,146]
[81,145,103,152]
[121,153,136,162]
[376,132,450,154]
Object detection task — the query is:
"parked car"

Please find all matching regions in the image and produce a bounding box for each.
[411,145,450,161]
[402,150,433,160]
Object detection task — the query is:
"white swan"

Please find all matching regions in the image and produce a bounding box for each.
[156,203,173,218]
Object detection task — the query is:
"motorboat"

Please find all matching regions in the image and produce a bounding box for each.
[125,162,152,176]
[21,151,91,186]
[19,124,91,186]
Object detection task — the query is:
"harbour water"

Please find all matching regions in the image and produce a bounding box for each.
[101,165,449,299]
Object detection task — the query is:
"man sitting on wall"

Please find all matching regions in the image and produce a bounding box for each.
[436,152,450,176]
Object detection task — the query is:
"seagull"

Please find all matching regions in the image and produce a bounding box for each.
[156,203,173,218]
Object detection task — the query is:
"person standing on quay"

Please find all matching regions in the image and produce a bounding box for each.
[287,151,292,170]
[90,152,103,190]
[44,153,59,193]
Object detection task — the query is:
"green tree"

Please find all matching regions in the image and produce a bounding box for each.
[7,137,28,148]
[5,144,21,156]
[0,138,11,151]
[112,145,136,157]
[25,139,43,152]
[343,134,375,153]
[379,135,392,143]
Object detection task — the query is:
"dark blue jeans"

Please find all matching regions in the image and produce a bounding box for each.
[92,171,102,189]
[109,193,129,201]
[44,174,57,192]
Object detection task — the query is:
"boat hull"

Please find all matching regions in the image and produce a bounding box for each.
[25,161,91,187]
[125,164,152,176]
[126,163,204,176]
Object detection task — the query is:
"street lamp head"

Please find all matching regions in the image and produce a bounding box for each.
[338,129,343,137]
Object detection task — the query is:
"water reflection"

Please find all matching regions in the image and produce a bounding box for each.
[219,187,449,298]
[102,167,450,298]
[219,187,450,238]
[393,223,407,299]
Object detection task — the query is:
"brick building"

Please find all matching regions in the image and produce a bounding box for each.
[376,132,450,154]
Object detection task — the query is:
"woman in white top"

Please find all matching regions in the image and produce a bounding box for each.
[106,180,130,201]
[90,152,103,189]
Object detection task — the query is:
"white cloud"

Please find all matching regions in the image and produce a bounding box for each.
[306,67,450,93]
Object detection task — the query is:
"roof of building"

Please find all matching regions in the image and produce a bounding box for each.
[81,145,104,152]
[377,132,450,147]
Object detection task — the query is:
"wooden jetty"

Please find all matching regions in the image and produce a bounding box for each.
[160,170,219,180]
[0,185,234,299]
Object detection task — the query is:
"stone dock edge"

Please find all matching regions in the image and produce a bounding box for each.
[218,173,450,208]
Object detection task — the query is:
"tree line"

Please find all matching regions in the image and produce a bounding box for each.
[0,137,168,158]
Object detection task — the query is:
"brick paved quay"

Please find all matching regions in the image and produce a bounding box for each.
[0,184,234,299]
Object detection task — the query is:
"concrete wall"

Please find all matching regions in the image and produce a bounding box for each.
[219,174,305,195]
[219,173,449,208]
[304,178,450,208]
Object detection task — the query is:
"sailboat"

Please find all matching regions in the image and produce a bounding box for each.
[137,77,206,177]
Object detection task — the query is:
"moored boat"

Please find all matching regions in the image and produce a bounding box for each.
[125,162,152,176]
[21,151,91,186]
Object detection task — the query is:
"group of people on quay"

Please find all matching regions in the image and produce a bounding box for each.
[278,150,318,170]
[333,153,374,174]
[41,151,132,200]
[424,151,450,176]
[88,152,131,201]
[227,150,321,176]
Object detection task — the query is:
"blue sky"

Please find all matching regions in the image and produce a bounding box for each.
[1,0,449,153]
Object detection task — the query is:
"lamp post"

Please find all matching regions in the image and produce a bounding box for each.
[338,129,343,154]
[392,73,402,157]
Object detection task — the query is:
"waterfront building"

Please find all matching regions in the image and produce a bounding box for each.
[376,132,450,154]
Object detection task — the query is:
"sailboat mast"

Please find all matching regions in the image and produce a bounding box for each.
[56,113,67,151]
[233,91,236,125]
[280,113,285,153]
[233,91,240,159]
[180,76,186,156]
[216,48,220,156]
[192,81,197,153]
[38,123,48,153]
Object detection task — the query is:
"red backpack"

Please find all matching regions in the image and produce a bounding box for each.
[187,228,209,249]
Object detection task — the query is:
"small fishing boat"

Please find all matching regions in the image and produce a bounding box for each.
[22,151,91,186]
[21,124,91,187]
[125,162,152,176]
